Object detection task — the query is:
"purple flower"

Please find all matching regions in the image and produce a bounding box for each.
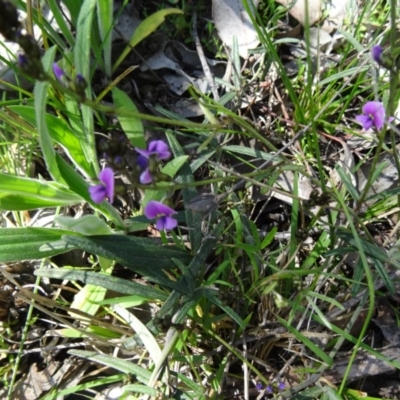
[136,156,152,184]
[371,45,383,64]
[53,63,66,82]
[255,382,263,391]
[278,382,285,391]
[265,385,273,393]
[355,101,387,130]
[144,201,177,231]
[17,54,28,68]
[135,140,171,184]
[88,167,115,204]
[136,140,171,160]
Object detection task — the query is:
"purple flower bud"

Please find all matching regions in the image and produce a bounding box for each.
[88,167,115,203]
[53,63,67,82]
[144,200,177,231]
[371,45,383,64]
[278,382,285,391]
[255,382,263,391]
[74,73,87,93]
[266,385,273,393]
[17,54,28,68]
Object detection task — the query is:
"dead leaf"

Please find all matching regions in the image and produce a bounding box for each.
[212,0,260,59]
[275,0,322,26]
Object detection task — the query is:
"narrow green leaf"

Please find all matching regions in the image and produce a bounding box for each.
[34,46,63,183]
[0,195,77,211]
[74,0,97,173]
[122,384,159,397]
[113,8,183,72]
[112,87,146,148]
[55,215,113,235]
[34,268,168,300]
[9,106,95,178]
[62,234,192,291]
[166,130,202,252]
[68,350,151,382]
[223,144,278,161]
[336,165,359,201]
[112,305,162,363]
[0,172,80,204]
[277,316,333,366]
[203,288,245,329]
[0,228,78,262]
[161,155,189,178]
[47,0,75,46]
[97,1,114,77]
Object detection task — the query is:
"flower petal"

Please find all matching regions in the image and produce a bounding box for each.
[161,216,177,230]
[99,167,114,203]
[355,114,373,130]
[135,147,151,158]
[362,101,383,116]
[89,185,107,203]
[148,140,171,160]
[53,63,66,82]
[144,201,162,219]
[140,168,153,184]
[137,155,148,170]
[144,200,176,219]
[372,104,385,129]
[371,45,383,64]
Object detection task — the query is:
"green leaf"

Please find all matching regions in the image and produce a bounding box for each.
[0,195,75,211]
[34,46,63,183]
[166,130,202,252]
[74,0,97,173]
[112,305,162,363]
[47,0,75,46]
[34,268,168,300]
[62,234,192,291]
[55,215,113,235]
[0,228,78,262]
[97,0,114,77]
[162,155,189,178]
[112,8,183,72]
[68,350,151,382]
[112,87,146,148]
[0,172,81,210]
[202,288,245,329]
[121,384,159,397]
[277,315,333,366]
[9,106,96,178]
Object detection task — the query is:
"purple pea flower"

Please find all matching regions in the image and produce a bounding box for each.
[53,62,66,82]
[88,167,114,204]
[17,54,28,68]
[355,101,387,130]
[135,140,171,184]
[371,45,383,64]
[137,155,152,184]
[278,382,285,391]
[136,140,171,160]
[255,382,263,391]
[265,385,273,393]
[144,201,177,231]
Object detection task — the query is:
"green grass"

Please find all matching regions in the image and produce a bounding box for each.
[0,0,399,399]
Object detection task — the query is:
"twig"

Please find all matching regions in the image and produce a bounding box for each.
[192,10,219,101]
